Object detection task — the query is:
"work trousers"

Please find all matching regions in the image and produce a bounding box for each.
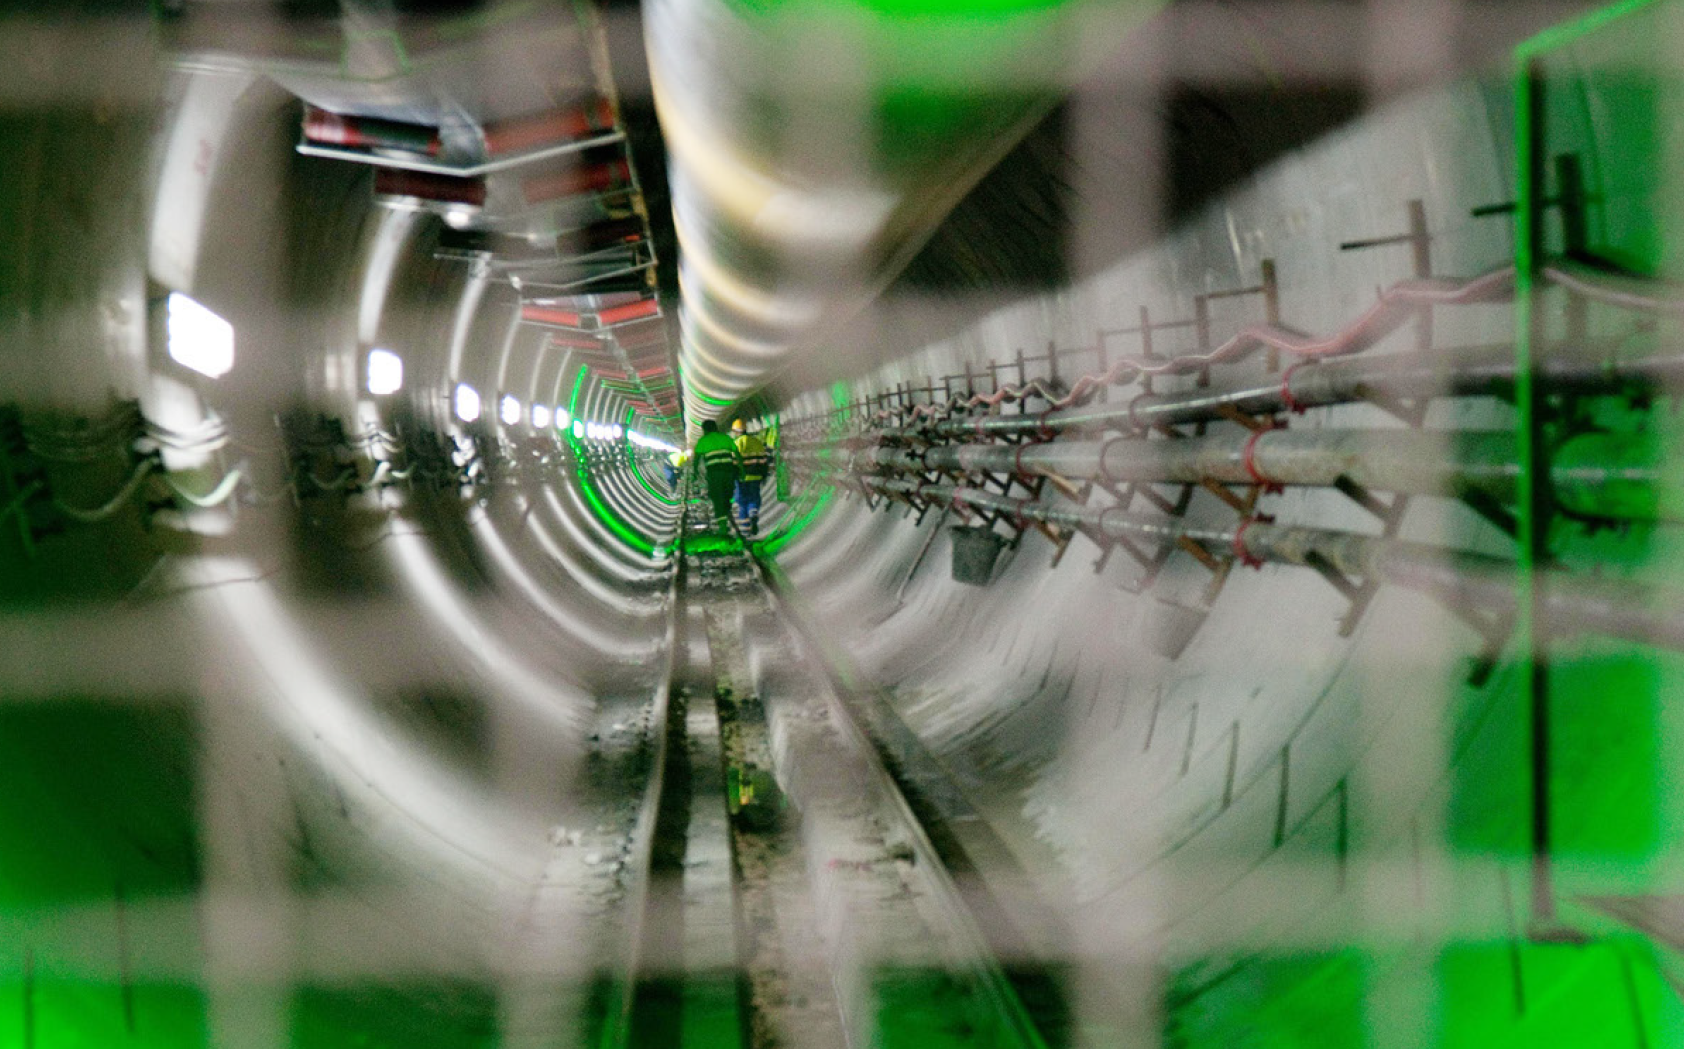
[705,468,738,530]
[734,478,762,531]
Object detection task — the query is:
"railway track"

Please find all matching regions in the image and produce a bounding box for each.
[609,497,1059,1049]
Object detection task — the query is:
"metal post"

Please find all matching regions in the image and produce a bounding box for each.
[1095,330,1110,405]
[1409,200,1434,350]
[1261,259,1281,372]
[1015,348,1028,414]
[1557,154,1590,352]
[1194,296,1212,387]
[1139,304,1155,395]
[1517,58,1556,928]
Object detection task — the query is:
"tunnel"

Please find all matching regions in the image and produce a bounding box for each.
[3,0,1684,1045]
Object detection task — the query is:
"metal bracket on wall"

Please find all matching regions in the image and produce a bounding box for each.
[1459,486,1520,539]
[1200,258,1282,371]
[1314,474,1413,637]
[1353,381,1431,427]
[1087,473,1197,591]
[1341,198,1435,350]
[1472,151,1587,236]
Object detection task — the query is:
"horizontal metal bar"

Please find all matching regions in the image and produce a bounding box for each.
[511,259,655,294]
[296,129,625,178]
[1340,234,1415,251]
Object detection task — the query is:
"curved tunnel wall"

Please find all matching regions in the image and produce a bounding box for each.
[765,18,1684,1043]
[1,52,683,1049]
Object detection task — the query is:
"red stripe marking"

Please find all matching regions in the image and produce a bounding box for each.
[523,306,583,326]
[483,97,614,155]
[597,299,660,325]
[521,159,630,204]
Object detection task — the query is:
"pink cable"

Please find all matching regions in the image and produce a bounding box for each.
[953,266,1516,414]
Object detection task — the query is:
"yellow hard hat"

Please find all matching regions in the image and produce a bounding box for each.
[731,419,745,432]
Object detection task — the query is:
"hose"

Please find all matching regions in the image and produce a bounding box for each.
[0,481,44,527]
[161,466,246,509]
[52,459,158,523]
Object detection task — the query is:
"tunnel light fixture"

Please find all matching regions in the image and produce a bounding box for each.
[166,292,235,378]
[572,420,585,439]
[454,383,481,422]
[366,348,403,395]
[628,429,679,454]
[555,407,571,428]
[500,394,522,426]
[532,403,552,429]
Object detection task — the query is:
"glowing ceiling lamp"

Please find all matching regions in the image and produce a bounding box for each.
[555,407,572,428]
[572,420,584,438]
[500,394,522,426]
[532,403,552,428]
[454,383,481,422]
[166,292,235,378]
[628,429,679,453]
[366,348,403,395]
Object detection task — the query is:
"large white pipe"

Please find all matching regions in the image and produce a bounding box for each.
[646,0,1162,437]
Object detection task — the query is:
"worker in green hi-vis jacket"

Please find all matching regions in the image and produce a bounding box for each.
[690,419,741,533]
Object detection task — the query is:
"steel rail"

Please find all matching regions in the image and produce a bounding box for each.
[596,543,685,1048]
[748,553,1051,1049]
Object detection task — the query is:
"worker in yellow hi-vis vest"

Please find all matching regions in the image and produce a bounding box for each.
[664,449,687,491]
[731,419,770,536]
